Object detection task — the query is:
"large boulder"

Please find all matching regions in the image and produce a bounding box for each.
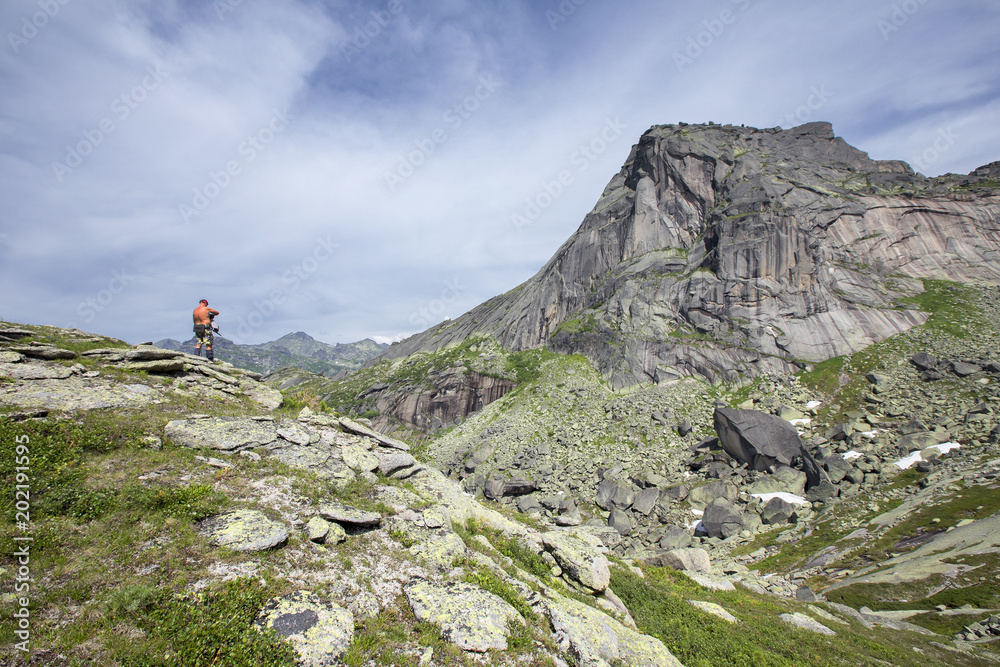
[542,531,611,593]
[714,408,828,489]
[255,591,354,666]
[714,408,804,471]
[403,579,521,652]
[700,499,745,539]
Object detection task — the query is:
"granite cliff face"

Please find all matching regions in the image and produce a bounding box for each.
[382,122,1000,392]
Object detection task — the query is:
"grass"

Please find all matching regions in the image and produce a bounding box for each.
[610,566,995,667]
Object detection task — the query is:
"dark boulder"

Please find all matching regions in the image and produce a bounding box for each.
[700,499,745,539]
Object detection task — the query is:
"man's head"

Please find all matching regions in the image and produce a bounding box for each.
[200,299,208,305]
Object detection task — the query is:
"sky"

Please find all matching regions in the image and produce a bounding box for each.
[2,0,999,347]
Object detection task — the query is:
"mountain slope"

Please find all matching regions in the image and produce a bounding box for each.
[381,122,1000,392]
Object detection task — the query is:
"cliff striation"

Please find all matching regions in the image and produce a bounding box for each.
[381,122,1000,393]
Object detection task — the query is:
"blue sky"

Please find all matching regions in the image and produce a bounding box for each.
[1,0,998,346]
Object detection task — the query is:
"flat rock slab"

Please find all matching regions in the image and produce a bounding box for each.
[780,612,836,636]
[165,417,278,451]
[256,590,354,666]
[0,363,74,380]
[316,501,382,527]
[409,531,467,568]
[688,600,738,623]
[0,351,24,363]
[641,548,711,574]
[542,531,610,593]
[0,378,159,411]
[199,509,288,552]
[378,452,418,476]
[341,444,380,472]
[124,360,186,373]
[339,417,410,451]
[11,346,77,360]
[546,593,683,666]
[404,578,520,652]
[125,346,183,361]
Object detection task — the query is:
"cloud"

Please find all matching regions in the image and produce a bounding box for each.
[1,0,998,345]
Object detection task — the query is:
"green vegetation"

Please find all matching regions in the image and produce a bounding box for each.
[611,566,987,667]
[897,279,985,339]
[114,578,298,666]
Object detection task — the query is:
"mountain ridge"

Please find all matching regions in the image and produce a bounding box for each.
[154,331,386,377]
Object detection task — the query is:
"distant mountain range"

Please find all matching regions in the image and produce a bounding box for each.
[154,331,387,376]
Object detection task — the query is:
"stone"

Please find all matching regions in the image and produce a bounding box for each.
[823,455,853,483]
[341,445,379,472]
[545,593,683,667]
[256,591,354,666]
[700,499,744,539]
[277,423,313,446]
[316,502,382,527]
[658,527,692,551]
[378,452,418,477]
[780,612,835,636]
[124,359,186,373]
[199,509,288,552]
[688,600,738,624]
[404,578,520,652]
[632,488,660,516]
[760,497,796,525]
[641,548,711,574]
[748,465,807,496]
[165,417,278,451]
[12,346,76,360]
[306,516,332,543]
[339,417,410,451]
[542,531,611,593]
[713,408,807,472]
[910,353,937,371]
[125,346,182,362]
[608,508,633,536]
[0,363,74,380]
[687,479,738,510]
[952,362,982,377]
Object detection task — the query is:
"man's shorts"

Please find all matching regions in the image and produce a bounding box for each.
[194,324,213,347]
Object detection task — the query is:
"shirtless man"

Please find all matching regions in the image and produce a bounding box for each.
[192,299,220,360]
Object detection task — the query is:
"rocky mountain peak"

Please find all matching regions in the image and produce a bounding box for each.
[280,331,315,341]
[381,121,1000,390]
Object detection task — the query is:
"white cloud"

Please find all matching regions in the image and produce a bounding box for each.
[1,0,998,344]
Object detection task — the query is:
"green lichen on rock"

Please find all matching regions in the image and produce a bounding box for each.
[256,590,355,666]
[199,509,289,552]
[403,578,521,652]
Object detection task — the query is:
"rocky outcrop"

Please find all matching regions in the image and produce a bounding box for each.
[375,122,1000,391]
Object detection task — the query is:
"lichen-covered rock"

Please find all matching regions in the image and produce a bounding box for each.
[198,509,288,552]
[542,531,610,592]
[256,590,354,666]
[780,612,836,636]
[641,548,711,574]
[378,451,418,476]
[688,600,737,624]
[546,592,683,667]
[342,444,380,472]
[316,501,381,527]
[409,531,467,568]
[403,578,521,652]
[339,416,410,451]
[0,363,74,380]
[165,417,278,451]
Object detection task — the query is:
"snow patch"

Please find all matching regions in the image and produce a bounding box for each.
[752,492,807,505]
[842,451,863,461]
